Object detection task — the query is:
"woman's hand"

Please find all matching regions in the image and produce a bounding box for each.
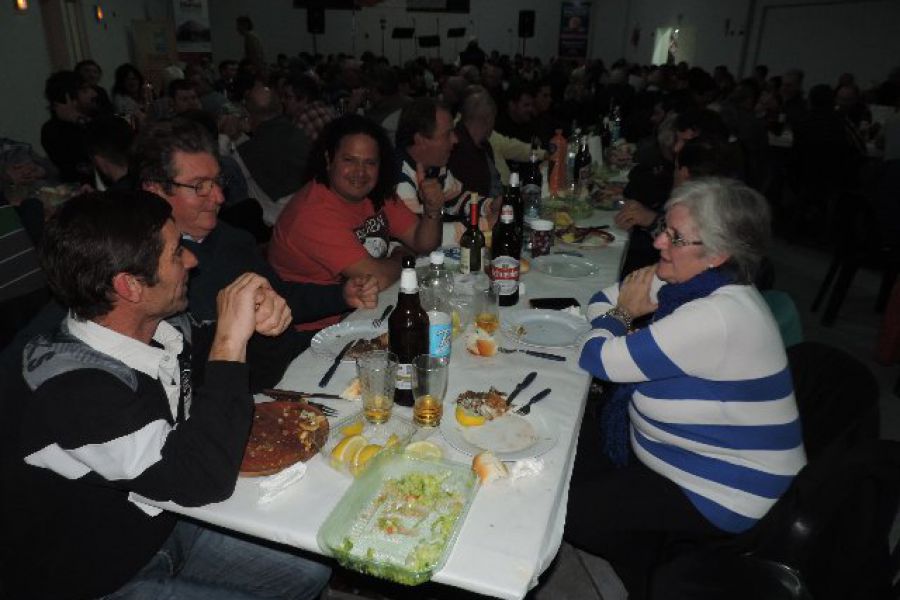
[617,265,658,319]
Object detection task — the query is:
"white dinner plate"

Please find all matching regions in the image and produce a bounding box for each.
[310,321,387,359]
[440,407,557,461]
[502,309,590,348]
[531,254,600,279]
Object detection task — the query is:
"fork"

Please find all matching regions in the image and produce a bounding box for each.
[372,304,393,328]
[303,401,339,417]
[515,388,552,415]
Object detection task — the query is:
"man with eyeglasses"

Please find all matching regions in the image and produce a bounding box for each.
[136,118,378,336]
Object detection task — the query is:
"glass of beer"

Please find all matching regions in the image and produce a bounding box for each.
[412,354,449,427]
[357,351,398,424]
[474,283,500,334]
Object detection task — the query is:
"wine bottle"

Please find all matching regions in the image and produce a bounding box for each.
[388,257,429,407]
[459,202,484,275]
[523,138,542,220]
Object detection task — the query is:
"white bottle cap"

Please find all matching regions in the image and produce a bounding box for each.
[429,250,445,265]
[509,172,520,187]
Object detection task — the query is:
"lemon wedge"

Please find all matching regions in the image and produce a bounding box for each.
[351,443,383,476]
[385,433,400,448]
[404,440,443,460]
[340,420,364,437]
[455,405,486,427]
[330,434,367,469]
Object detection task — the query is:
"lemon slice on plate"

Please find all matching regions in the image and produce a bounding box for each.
[404,440,443,460]
[340,420,364,437]
[330,434,367,468]
[351,443,383,476]
[455,405,486,427]
[385,433,400,448]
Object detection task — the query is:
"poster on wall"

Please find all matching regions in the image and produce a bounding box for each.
[173,0,211,58]
[558,1,591,60]
[133,20,178,90]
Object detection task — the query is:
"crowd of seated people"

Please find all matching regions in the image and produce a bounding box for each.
[1,27,900,597]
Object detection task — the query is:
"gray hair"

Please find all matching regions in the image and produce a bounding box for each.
[666,177,771,283]
[460,88,496,124]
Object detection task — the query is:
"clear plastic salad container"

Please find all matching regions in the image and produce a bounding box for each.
[317,453,478,585]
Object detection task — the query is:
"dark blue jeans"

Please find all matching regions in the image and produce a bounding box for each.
[101,520,330,600]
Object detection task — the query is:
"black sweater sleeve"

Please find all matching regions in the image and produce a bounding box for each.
[32,361,253,506]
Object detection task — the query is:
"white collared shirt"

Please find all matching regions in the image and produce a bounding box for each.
[66,313,185,420]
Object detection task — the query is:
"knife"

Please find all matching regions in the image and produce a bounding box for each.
[261,389,343,401]
[318,340,353,388]
[506,371,537,406]
[523,349,567,361]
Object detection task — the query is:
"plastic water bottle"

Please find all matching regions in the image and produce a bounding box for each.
[420,251,454,358]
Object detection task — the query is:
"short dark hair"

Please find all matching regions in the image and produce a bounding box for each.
[85,115,135,166]
[41,191,172,320]
[395,97,448,150]
[675,108,729,141]
[133,118,217,193]
[167,78,195,98]
[287,74,322,102]
[808,84,835,110]
[44,71,84,105]
[677,136,738,179]
[112,63,145,97]
[305,114,397,211]
[504,80,535,104]
[237,15,253,30]
[74,59,101,77]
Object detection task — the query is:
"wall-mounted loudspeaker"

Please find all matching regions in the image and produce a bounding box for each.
[518,10,535,38]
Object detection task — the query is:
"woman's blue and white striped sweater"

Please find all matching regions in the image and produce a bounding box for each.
[579,279,806,533]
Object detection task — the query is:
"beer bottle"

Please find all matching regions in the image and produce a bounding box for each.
[388,257,429,407]
[459,202,484,275]
[523,138,543,220]
[491,188,522,307]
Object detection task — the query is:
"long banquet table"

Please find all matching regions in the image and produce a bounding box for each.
[138,210,628,600]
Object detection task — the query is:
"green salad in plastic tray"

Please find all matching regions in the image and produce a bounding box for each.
[317,453,478,585]
[540,195,593,221]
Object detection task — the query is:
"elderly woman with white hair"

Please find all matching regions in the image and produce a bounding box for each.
[564,177,806,600]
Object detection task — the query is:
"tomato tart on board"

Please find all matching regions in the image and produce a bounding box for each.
[240,401,330,477]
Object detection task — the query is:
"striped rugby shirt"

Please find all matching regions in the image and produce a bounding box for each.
[395,151,491,219]
[579,278,806,533]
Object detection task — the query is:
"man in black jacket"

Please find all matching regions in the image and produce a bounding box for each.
[1,191,330,599]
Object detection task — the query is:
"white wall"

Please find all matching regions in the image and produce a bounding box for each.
[0,4,55,151]
[208,0,574,67]
[749,0,900,88]
[79,0,172,90]
[0,0,168,152]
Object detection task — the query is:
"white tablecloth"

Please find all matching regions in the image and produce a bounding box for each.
[138,211,628,600]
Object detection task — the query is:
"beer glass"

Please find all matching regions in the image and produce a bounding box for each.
[412,354,449,427]
[356,351,398,424]
[474,283,500,334]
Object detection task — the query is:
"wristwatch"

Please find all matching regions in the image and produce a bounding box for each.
[604,305,633,332]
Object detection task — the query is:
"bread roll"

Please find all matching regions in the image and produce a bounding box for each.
[472,451,508,484]
[341,377,361,401]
